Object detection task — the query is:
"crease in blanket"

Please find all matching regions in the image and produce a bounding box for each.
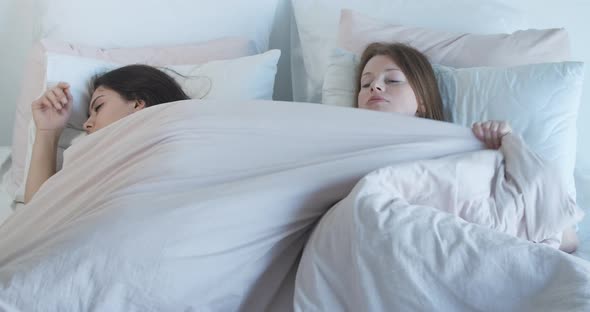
[294,130,588,312]
[0,99,582,311]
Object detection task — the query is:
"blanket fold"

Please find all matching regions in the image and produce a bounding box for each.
[0,99,584,311]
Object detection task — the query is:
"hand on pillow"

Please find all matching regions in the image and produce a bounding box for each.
[32,82,73,135]
[472,120,512,149]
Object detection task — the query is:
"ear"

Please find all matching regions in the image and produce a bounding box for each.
[134,100,146,111]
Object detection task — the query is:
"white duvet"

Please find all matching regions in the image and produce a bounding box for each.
[0,99,585,311]
[295,136,588,311]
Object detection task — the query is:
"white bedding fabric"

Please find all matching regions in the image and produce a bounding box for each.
[0,147,14,226]
[0,100,587,311]
[574,213,590,261]
[294,136,588,311]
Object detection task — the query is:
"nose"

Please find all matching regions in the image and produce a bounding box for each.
[370,80,384,92]
[83,118,93,133]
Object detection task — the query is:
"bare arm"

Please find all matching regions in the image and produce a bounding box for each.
[24,82,73,204]
[559,227,579,253]
[24,130,60,203]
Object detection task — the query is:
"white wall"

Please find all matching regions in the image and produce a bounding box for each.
[0,0,35,146]
[269,0,293,102]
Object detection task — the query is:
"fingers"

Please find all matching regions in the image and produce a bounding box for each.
[54,82,73,111]
[64,87,73,102]
[56,82,72,104]
[473,120,512,149]
[471,122,484,141]
[39,82,71,111]
[489,121,500,149]
[47,89,63,110]
[54,87,69,105]
[57,82,70,90]
[483,122,494,149]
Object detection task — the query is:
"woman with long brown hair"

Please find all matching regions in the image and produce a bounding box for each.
[357,42,510,149]
[356,42,578,253]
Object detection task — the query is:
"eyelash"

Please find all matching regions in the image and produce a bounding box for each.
[361,80,401,88]
[94,103,103,112]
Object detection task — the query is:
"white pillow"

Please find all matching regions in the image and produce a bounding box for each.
[16,50,281,203]
[322,48,584,197]
[291,0,532,103]
[46,50,281,131]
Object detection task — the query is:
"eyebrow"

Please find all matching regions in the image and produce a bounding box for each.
[89,95,104,111]
[362,68,403,76]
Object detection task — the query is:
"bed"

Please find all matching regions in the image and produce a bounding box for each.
[0,0,589,311]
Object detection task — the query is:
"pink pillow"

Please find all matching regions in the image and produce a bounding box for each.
[338,9,571,67]
[6,37,256,199]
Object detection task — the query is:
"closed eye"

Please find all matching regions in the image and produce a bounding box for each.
[94,103,104,112]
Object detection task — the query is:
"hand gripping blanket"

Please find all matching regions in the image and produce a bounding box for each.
[294,133,587,311]
[0,100,584,311]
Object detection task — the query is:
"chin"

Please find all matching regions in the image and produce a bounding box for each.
[362,101,386,112]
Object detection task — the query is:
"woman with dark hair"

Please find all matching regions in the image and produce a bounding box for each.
[24,64,190,203]
[357,42,578,253]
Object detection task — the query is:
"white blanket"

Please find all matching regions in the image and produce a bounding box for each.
[0,99,583,311]
[294,136,588,311]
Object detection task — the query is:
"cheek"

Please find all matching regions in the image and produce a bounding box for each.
[94,109,118,127]
[357,89,368,107]
[403,88,419,108]
[388,87,417,105]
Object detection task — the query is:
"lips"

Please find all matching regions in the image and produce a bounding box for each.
[368,96,387,103]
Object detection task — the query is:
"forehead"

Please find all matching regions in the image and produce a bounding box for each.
[90,86,115,100]
[363,55,401,73]
[89,86,122,112]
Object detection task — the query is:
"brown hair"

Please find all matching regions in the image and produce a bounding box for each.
[356,42,444,121]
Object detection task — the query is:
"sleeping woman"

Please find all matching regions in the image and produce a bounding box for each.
[355,42,579,252]
[24,64,190,204]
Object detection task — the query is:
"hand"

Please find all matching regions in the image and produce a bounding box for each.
[472,120,512,149]
[31,82,73,135]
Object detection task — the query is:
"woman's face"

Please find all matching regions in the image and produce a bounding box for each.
[358,55,422,115]
[83,86,144,134]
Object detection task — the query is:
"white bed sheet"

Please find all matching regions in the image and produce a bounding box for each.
[573,211,590,260]
[0,147,15,226]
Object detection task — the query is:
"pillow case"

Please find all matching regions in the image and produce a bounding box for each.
[338,9,571,66]
[46,50,281,130]
[11,49,281,203]
[291,5,571,103]
[322,47,584,197]
[6,37,258,200]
